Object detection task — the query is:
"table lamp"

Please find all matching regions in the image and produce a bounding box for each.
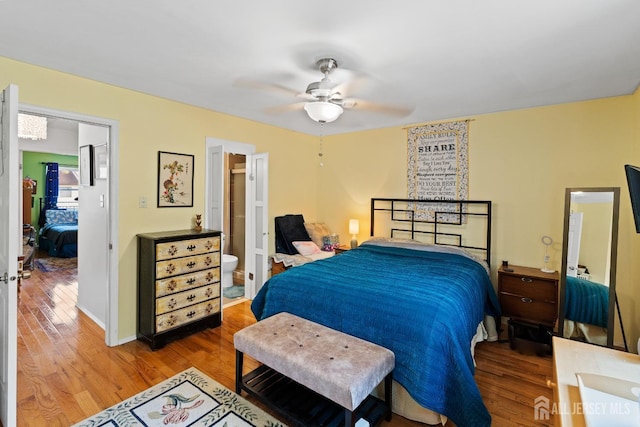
[349,219,359,249]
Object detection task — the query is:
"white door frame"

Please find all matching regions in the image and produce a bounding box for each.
[1,84,19,427]
[19,103,120,346]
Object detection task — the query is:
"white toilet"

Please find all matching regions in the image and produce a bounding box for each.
[222,254,238,288]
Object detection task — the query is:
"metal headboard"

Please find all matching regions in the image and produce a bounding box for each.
[370,198,492,266]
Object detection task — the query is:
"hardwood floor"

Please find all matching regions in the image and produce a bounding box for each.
[16,255,554,426]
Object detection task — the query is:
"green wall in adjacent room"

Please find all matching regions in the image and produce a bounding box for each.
[22,151,78,231]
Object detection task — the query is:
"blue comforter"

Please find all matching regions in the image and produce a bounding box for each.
[252,243,500,427]
[565,276,609,327]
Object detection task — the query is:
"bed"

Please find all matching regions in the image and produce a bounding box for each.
[252,199,499,427]
[38,209,78,258]
[562,275,609,345]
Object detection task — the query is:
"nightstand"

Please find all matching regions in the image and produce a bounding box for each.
[498,265,559,350]
[334,245,351,255]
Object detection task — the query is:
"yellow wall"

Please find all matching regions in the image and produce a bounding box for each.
[321,94,640,349]
[4,55,640,350]
[0,56,318,340]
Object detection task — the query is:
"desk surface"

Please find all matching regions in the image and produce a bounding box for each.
[553,336,640,426]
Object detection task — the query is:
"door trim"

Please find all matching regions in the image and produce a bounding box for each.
[19,103,120,347]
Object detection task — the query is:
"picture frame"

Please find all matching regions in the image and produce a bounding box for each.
[157,151,194,207]
[93,143,108,180]
[79,144,94,186]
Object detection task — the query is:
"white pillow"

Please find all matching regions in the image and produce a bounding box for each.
[292,241,322,256]
[304,222,331,248]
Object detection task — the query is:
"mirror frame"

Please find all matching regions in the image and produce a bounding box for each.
[558,187,620,348]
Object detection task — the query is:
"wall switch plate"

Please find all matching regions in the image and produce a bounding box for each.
[139,196,147,208]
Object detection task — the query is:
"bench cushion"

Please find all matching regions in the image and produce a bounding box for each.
[234,312,394,411]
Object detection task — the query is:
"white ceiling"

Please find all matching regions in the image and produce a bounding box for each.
[2,1,639,136]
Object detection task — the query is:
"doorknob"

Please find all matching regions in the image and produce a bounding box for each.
[18,270,31,280]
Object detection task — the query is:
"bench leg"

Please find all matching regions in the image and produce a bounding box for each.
[385,372,393,421]
[235,349,244,394]
[344,409,353,427]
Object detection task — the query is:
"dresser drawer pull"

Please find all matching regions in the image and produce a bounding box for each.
[186,277,196,285]
[167,279,177,291]
[205,240,214,250]
[168,245,178,256]
[186,310,196,318]
[205,272,214,282]
[205,287,213,297]
[186,261,196,269]
[187,294,196,302]
[204,256,212,266]
[165,264,176,275]
[521,297,533,303]
[521,277,533,283]
[187,244,196,251]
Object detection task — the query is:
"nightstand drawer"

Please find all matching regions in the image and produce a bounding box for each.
[500,275,556,302]
[500,294,556,325]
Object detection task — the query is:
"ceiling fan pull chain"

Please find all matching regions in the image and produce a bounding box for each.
[318,123,324,167]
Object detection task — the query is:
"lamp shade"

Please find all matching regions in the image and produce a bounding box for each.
[304,101,343,123]
[349,219,359,235]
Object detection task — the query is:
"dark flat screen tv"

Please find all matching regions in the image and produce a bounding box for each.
[625,164,640,233]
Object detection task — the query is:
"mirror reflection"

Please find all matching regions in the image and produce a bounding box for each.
[558,187,620,348]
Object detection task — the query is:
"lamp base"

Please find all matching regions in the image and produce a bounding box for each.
[350,237,358,249]
[541,268,556,273]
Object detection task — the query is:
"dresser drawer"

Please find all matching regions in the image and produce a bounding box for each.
[156,299,221,333]
[156,252,221,279]
[500,293,556,325]
[155,268,220,297]
[500,274,556,302]
[156,284,221,315]
[156,236,220,260]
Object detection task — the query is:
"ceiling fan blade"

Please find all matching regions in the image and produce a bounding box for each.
[234,77,300,98]
[331,73,369,98]
[264,102,306,115]
[343,98,413,117]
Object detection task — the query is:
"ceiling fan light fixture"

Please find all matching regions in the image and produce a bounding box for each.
[304,101,343,123]
[18,113,47,140]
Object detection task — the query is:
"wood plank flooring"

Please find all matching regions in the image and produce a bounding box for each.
[16,252,555,426]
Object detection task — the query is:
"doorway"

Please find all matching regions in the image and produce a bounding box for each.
[222,153,246,305]
[18,104,119,346]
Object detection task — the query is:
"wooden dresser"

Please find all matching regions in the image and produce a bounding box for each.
[137,229,222,350]
[498,265,559,348]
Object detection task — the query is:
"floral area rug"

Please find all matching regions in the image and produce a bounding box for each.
[34,257,77,272]
[73,367,287,427]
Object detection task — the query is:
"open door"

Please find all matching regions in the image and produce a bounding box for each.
[0,84,19,427]
[244,152,269,298]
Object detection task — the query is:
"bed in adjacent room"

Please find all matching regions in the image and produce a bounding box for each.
[252,198,499,427]
[38,209,78,258]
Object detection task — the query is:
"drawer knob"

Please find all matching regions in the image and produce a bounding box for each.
[187,294,196,302]
[521,297,533,303]
[186,310,196,318]
[521,277,533,283]
[186,261,196,269]
[186,244,196,251]
[186,277,196,285]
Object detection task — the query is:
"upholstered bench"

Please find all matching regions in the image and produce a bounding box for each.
[234,312,395,427]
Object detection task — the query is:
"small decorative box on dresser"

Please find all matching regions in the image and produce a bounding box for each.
[137,229,222,350]
[498,265,559,348]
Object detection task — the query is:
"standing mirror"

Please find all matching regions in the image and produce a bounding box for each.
[558,187,620,348]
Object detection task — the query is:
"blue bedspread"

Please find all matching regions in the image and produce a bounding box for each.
[252,243,500,427]
[565,276,609,327]
[39,223,78,257]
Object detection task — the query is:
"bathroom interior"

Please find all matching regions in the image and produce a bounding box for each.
[222,153,246,305]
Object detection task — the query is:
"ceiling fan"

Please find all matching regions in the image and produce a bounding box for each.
[238,57,412,124]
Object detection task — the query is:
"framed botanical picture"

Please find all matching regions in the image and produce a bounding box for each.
[157,151,194,207]
[79,144,94,186]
